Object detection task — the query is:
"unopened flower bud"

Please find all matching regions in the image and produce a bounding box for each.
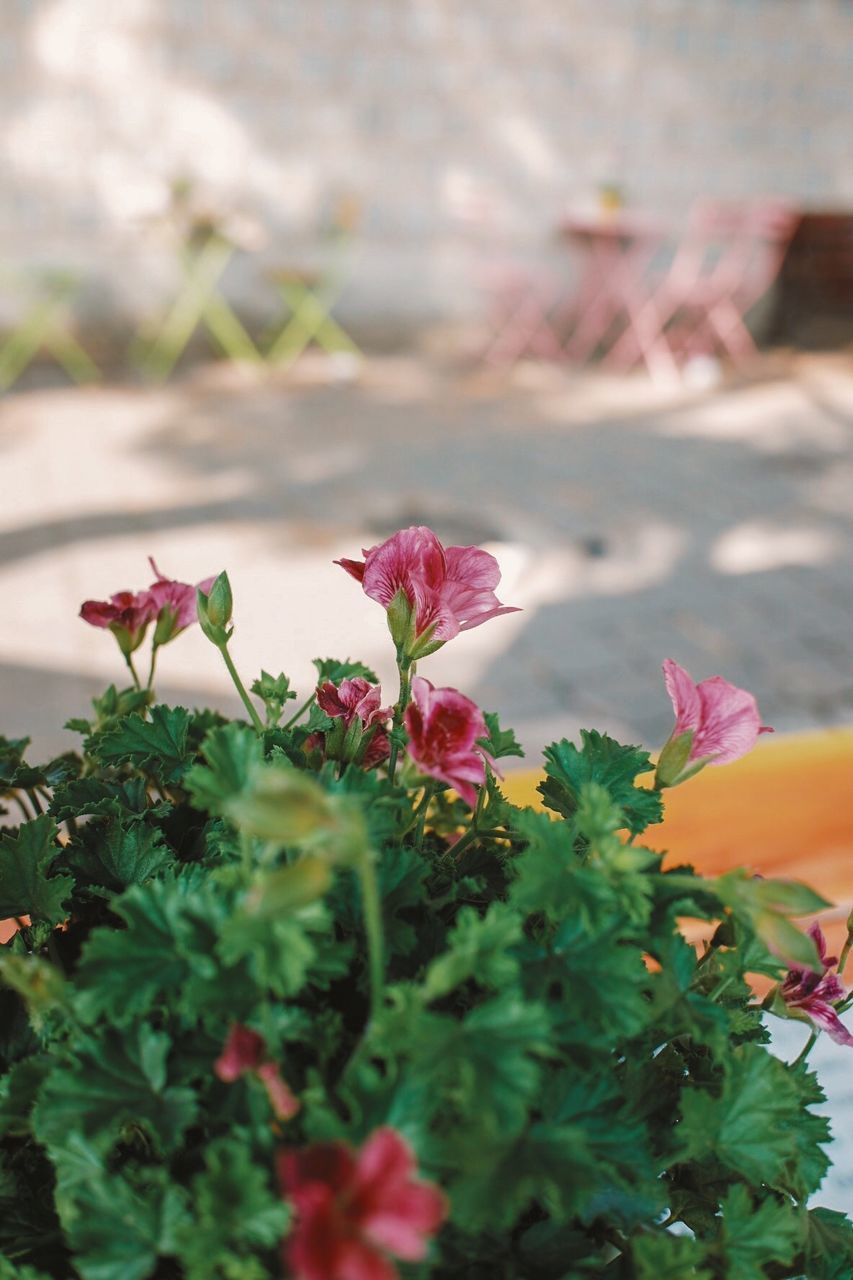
[206,571,233,629]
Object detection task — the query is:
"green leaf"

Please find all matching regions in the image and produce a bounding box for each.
[33,1024,197,1156]
[677,1044,830,1194]
[0,815,73,923]
[804,1207,853,1280]
[184,721,263,816]
[88,705,192,784]
[76,820,174,890]
[312,657,379,685]
[175,1135,289,1280]
[478,712,524,760]
[632,1232,712,1279]
[719,1184,802,1280]
[50,775,166,823]
[50,1133,189,1280]
[539,730,662,835]
[424,903,522,1000]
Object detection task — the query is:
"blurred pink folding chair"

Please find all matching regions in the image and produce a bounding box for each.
[609,199,800,370]
[451,183,562,366]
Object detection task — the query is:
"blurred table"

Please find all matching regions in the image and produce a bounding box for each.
[559,210,678,380]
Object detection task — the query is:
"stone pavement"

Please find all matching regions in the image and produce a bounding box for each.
[2,352,852,764]
[2,351,853,1207]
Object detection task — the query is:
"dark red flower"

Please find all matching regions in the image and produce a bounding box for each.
[781,923,853,1047]
[404,676,497,807]
[79,589,155,655]
[215,1024,300,1120]
[315,678,391,768]
[279,1127,446,1280]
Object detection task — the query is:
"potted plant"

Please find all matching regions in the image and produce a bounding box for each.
[1,526,851,1280]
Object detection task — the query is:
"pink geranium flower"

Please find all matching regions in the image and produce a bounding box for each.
[214,1024,300,1121]
[316,678,392,767]
[279,1127,447,1280]
[145,557,217,646]
[404,676,496,807]
[662,658,773,767]
[79,589,155,655]
[336,526,518,658]
[781,924,853,1047]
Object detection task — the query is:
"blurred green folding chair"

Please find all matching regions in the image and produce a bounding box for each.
[0,267,100,391]
[132,229,260,381]
[265,265,361,367]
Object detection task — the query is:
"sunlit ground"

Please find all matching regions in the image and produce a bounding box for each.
[2,351,852,765]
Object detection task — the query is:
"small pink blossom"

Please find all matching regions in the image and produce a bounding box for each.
[279,1127,447,1280]
[145,557,217,645]
[315,677,392,767]
[336,526,518,656]
[79,589,155,654]
[404,676,496,807]
[662,658,773,767]
[214,1024,300,1121]
[781,924,853,1047]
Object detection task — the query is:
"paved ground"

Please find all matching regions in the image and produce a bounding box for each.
[2,351,852,763]
[2,350,853,1207]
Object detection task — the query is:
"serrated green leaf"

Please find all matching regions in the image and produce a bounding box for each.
[312,657,379,685]
[632,1232,712,1279]
[50,1133,189,1280]
[77,820,174,890]
[719,1183,802,1280]
[88,705,191,784]
[424,903,522,1000]
[478,712,524,760]
[185,722,263,817]
[539,731,662,835]
[33,1025,197,1156]
[0,815,73,923]
[804,1207,853,1280]
[50,775,165,823]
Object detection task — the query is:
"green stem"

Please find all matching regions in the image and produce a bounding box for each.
[413,784,434,846]
[146,646,158,693]
[357,851,384,1022]
[125,652,142,691]
[791,1029,818,1069]
[26,789,44,815]
[838,934,853,978]
[240,832,254,877]
[450,791,488,862]
[282,693,316,732]
[218,642,265,734]
[12,793,33,823]
[387,660,414,785]
[708,975,735,1003]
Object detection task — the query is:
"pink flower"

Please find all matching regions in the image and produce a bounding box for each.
[662,658,773,767]
[315,677,392,768]
[279,1127,447,1280]
[145,557,217,646]
[214,1024,300,1121]
[336,526,518,658]
[404,676,496,807]
[781,924,853,1047]
[80,589,155,655]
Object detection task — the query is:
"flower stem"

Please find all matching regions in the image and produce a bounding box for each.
[838,934,853,978]
[124,653,142,691]
[387,659,414,785]
[218,642,265,734]
[450,790,488,862]
[282,693,315,732]
[357,851,384,1021]
[791,1029,818,1069]
[146,645,158,694]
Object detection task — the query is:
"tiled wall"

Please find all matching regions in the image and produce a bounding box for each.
[1,0,851,330]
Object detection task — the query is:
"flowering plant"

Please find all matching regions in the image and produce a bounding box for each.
[1,528,852,1280]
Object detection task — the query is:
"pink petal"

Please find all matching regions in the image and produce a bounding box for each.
[214,1024,266,1081]
[694,676,766,765]
[256,1061,300,1120]
[662,658,702,737]
[802,1000,853,1047]
[334,556,367,583]
[364,1186,447,1259]
[361,528,446,611]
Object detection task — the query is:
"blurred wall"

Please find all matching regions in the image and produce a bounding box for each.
[1,0,851,338]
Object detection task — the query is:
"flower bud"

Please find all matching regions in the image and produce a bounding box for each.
[654,730,694,788]
[196,585,232,647]
[206,571,233,629]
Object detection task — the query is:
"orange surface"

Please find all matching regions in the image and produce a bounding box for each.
[503,728,853,955]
